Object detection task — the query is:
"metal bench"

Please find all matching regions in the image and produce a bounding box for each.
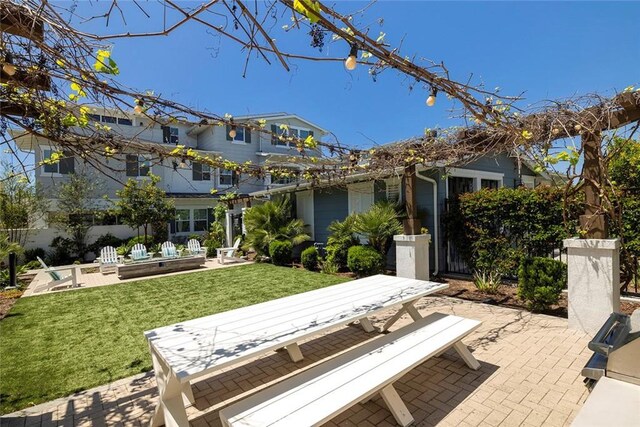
[220,312,482,427]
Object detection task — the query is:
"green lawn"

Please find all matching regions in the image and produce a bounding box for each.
[0,264,348,414]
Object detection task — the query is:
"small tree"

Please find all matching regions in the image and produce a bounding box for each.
[354,201,403,256]
[114,174,175,244]
[55,173,101,258]
[0,164,48,247]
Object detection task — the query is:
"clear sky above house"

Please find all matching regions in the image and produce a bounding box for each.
[4,1,639,167]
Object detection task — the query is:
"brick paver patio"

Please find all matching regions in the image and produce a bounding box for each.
[0,296,592,427]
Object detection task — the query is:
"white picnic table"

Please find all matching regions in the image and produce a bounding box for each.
[144,274,448,427]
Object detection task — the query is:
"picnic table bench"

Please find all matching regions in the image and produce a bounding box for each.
[220,312,482,427]
[144,275,448,426]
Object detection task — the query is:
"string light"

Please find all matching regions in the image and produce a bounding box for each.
[426,86,437,107]
[229,125,237,139]
[133,99,144,114]
[345,45,358,71]
[179,158,188,169]
[2,53,16,76]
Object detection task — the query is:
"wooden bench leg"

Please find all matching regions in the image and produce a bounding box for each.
[285,343,304,362]
[360,317,376,333]
[150,346,190,427]
[453,341,481,370]
[379,384,414,427]
[382,301,422,331]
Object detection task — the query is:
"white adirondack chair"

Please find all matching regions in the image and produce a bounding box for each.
[35,256,78,292]
[130,243,151,262]
[187,239,206,257]
[161,241,179,258]
[99,246,123,274]
[217,237,242,265]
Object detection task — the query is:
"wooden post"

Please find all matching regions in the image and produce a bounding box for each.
[580,130,607,238]
[403,164,421,235]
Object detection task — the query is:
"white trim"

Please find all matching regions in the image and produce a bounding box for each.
[384,177,402,203]
[521,175,536,188]
[296,190,315,240]
[446,167,504,193]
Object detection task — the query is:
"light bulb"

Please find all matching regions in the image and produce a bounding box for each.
[426,95,436,107]
[345,55,357,71]
[229,128,237,139]
[133,105,143,114]
[2,62,16,76]
[574,124,582,132]
[179,160,187,169]
[552,128,560,135]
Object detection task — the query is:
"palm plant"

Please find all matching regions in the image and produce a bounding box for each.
[354,201,403,256]
[243,196,310,255]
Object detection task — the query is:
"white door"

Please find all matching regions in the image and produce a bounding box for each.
[348,181,374,214]
[296,190,314,240]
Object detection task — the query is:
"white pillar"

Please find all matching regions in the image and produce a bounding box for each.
[225,209,233,247]
[564,238,620,335]
[394,234,430,281]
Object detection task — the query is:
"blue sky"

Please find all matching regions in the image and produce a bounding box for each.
[6,1,640,164]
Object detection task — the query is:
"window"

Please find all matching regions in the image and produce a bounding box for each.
[175,209,191,233]
[219,169,235,186]
[385,178,402,203]
[117,117,133,126]
[232,126,245,142]
[192,163,211,181]
[162,126,179,144]
[126,154,151,177]
[270,124,313,147]
[348,182,374,215]
[521,176,536,189]
[42,149,74,175]
[271,168,297,185]
[481,179,500,190]
[193,209,209,232]
[101,115,117,124]
[87,114,101,122]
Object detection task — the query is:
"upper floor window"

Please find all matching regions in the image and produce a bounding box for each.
[218,169,237,187]
[126,154,151,177]
[226,125,251,144]
[162,126,179,144]
[87,113,132,126]
[270,125,313,147]
[271,168,298,185]
[42,149,75,175]
[117,117,133,126]
[192,162,212,181]
[101,115,117,124]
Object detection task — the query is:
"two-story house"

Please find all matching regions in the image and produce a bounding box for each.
[13,107,328,251]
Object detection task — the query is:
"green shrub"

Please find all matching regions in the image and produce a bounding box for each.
[23,248,45,263]
[205,221,226,257]
[23,260,42,270]
[301,246,319,271]
[269,240,292,266]
[354,201,403,256]
[443,186,579,277]
[472,270,502,294]
[89,233,125,254]
[45,237,74,266]
[347,245,384,278]
[518,257,567,311]
[325,216,359,271]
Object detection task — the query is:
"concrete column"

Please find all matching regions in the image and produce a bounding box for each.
[564,238,620,335]
[394,234,430,281]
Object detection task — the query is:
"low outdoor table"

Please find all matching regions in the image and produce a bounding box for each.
[144,274,447,426]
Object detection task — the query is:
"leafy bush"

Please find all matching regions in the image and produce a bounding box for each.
[472,270,502,294]
[301,246,318,271]
[325,215,359,271]
[23,260,42,270]
[269,240,292,266]
[89,233,124,254]
[444,186,579,277]
[518,257,567,311]
[23,248,45,263]
[0,265,28,288]
[354,201,403,256]
[125,236,147,253]
[347,245,384,278]
[205,221,226,257]
[45,236,75,266]
[244,196,310,255]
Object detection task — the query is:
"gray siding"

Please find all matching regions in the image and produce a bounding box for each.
[313,187,348,243]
